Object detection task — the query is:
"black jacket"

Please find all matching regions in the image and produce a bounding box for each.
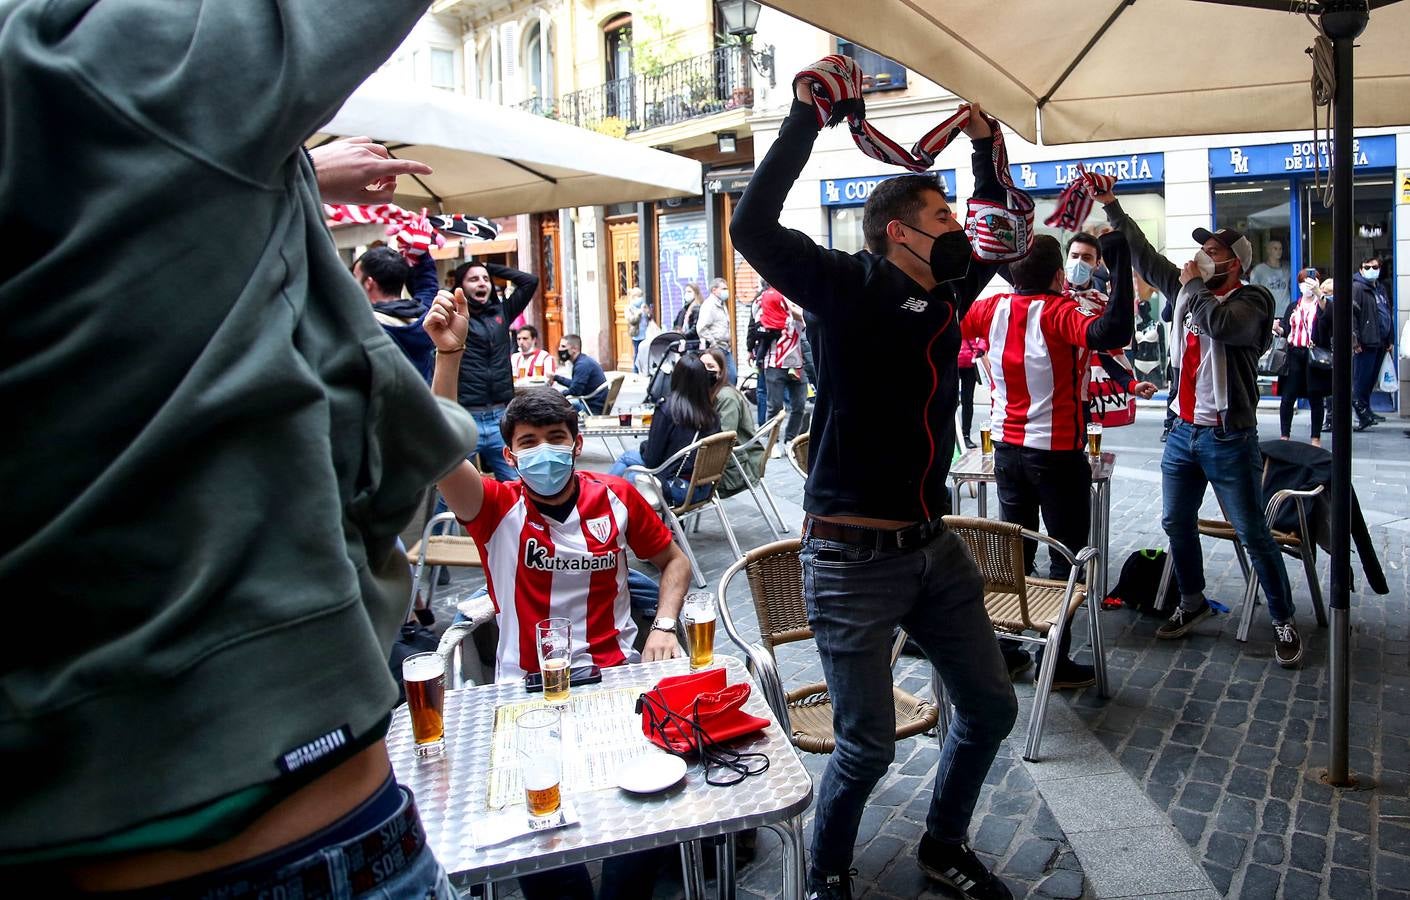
[641,403,721,480]
[457,263,539,409]
[1350,273,1389,348]
[730,99,1005,521]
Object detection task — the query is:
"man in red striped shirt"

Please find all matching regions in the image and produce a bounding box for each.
[962,233,1133,688]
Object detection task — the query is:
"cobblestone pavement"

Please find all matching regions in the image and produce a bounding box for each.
[431,383,1409,899]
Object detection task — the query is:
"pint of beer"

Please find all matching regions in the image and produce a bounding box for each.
[1086,422,1103,458]
[517,708,563,818]
[682,592,716,670]
[536,618,573,704]
[402,652,446,757]
[979,427,993,457]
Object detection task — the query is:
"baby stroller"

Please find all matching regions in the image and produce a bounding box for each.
[643,331,688,405]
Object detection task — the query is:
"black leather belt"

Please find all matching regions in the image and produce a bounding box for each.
[803,515,946,552]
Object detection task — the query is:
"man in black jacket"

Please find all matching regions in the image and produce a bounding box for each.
[731,77,1017,900]
[1351,255,1391,430]
[451,258,540,479]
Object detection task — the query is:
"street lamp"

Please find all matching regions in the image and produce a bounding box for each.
[716,132,738,154]
[717,0,762,36]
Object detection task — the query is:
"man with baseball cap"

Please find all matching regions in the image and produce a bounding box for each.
[1091,183,1302,668]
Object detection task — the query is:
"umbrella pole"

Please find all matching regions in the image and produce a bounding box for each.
[1321,1,1367,789]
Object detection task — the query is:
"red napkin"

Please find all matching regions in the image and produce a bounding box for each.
[639,668,769,754]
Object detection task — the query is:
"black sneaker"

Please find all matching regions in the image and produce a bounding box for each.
[436,566,452,586]
[917,835,1013,899]
[1274,621,1303,668]
[964,436,977,450]
[1155,603,1213,639]
[806,869,856,900]
[1000,644,1032,679]
[1040,655,1096,691]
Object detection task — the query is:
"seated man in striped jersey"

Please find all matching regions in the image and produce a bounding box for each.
[425,287,691,900]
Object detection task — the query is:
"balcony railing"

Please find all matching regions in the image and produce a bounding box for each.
[515,43,774,136]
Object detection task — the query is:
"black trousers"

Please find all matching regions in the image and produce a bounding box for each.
[959,366,979,438]
[1278,347,1326,440]
[993,444,1093,662]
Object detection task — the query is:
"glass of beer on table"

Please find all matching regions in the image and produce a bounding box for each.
[979,421,994,458]
[402,652,446,757]
[1087,422,1103,458]
[682,592,716,670]
[516,707,563,818]
[536,617,573,704]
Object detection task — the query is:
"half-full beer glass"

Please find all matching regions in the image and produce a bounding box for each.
[402,652,446,757]
[536,617,572,704]
[517,707,563,818]
[682,592,716,670]
[1087,422,1103,458]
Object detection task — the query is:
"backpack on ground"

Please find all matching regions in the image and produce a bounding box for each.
[1105,549,1175,616]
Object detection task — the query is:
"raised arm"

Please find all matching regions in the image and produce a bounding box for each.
[954,122,1007,308]
[1081,231,1135,350]
[729,90,864,318]
[1096,188,1182,301]
[407,251,440,311]
[425,289,486,522]
[487,262,540,321]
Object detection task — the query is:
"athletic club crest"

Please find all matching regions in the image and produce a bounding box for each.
[586,515,613,543]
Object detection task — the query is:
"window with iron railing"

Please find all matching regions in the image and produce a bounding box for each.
[837,40,907,93]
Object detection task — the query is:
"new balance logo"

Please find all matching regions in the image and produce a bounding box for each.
[901,297,929,313]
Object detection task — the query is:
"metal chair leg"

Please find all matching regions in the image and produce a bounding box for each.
[668,509,707,588]
[1025,617,1069,761]
[680,840,707,900]
[1087,579,1110,698]
[1235,573,1260,643]
[712,499,744,560]
[931,666,951,737]
[715,834,737,900]
[1302,544,1328,627]
[758,478,791,534]
[1156,551,1176,614]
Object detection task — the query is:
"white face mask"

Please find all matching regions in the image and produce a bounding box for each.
[1065,257,1094,287]
[1300,278,1318,298]
[1194,249,1235,285]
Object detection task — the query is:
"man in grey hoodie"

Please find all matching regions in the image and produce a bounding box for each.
[1092,183,1302,669]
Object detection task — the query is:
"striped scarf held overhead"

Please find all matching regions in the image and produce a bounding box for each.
[323,203,446,262]
[794,54,1035,262]
[1044,164,1117,233]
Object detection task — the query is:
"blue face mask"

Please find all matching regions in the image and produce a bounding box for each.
[513,443,576,496]
[1065,257,1094,287]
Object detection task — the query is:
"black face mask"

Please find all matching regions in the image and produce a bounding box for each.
[899,224,972,285]
[558,350,571,362]
[710,372,721,385]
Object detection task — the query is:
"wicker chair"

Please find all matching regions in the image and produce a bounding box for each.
[406,511,483,615]
[714,539,939,755]
[728,410,790,537]
[943,516,1103,762]
[786,432,809,480]
[1155,474,1327,642]
[626,431,741,588]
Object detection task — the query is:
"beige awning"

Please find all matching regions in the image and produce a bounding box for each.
[760,0,1410,144]
[312,77,702,216]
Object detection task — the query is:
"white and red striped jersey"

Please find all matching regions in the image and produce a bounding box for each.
[765,312,803,369]
[1171,282,1239,427]
[461,472,674,681]
[1071,288,1137,428]
[512,349,555,380]
[1287,298,1317,348]
[963,290,1097,451]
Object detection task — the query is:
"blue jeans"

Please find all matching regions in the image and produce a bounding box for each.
[755,367,768,424]
[801,529,1017,873]
[1162,420,1294,622]
[115,778,454,899]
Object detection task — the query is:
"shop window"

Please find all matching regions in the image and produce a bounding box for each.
[837,41,907,92]
[1213,180,1293,302]
[828,207,866,253]
[430,48,456,90]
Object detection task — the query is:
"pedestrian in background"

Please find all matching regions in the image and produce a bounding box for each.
[957,335,987,450]
[698,276,737,383]
[1276,268,1332,447]
[1351,255,1392,430]
[675,283,705,343]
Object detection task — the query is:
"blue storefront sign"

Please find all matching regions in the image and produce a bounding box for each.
[1209,135,1395,178]
[1009,153,1164,192]
[820,169,956,206]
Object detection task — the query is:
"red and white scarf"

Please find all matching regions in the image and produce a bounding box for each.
[323,203,445,263]
[1044,163,1116,233]
[794,55,1035,262]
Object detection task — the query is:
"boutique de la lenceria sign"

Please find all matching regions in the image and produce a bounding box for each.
[1209,135,1395,179]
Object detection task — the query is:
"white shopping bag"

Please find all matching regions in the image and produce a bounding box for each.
[1377,352,1399,394]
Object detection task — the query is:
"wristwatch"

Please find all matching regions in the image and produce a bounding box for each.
[650,616,677,633]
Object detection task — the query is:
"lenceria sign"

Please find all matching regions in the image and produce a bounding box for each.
[1011,154,1164,192]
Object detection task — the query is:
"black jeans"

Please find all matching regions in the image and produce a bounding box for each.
[1278,347,1325,440]
[958,366,979,438]
[519,847,671,900]
[993,444,1093,662]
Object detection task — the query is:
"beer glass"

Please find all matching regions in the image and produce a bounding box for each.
[536,617,572,704]
[682,592,716,670]
[402,652,446,757]
[517,707,563,818]
[1087,422,1103,458]
[979,423,994,457]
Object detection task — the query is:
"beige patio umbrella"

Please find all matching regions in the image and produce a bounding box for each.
[311,76,702,217]
[757,0,1410,785]
[762,0,1410,144]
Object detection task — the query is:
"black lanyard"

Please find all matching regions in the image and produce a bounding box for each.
[638,692,770,787]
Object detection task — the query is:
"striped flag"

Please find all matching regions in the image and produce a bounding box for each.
[1044,164,1117,232]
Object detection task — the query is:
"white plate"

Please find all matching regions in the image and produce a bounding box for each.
[617,754,688,794]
